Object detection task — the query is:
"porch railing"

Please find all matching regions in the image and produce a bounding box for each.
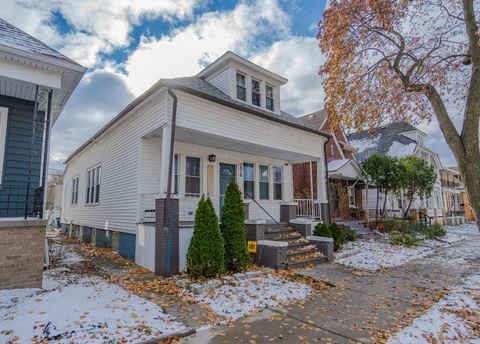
[0,184,41,218]
[294,199,321,219]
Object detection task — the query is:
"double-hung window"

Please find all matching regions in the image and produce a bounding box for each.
[243,163,254,199]
[0,107,8,183]
[273,166,282,200]
[86,165,101,204]
[236,72,246,101]
[266,85,274,111]
[251,79,260,106]
[259,165,269,200]
[185,156,201,197]
[71,176,79,205]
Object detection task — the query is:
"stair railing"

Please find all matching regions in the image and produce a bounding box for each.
[418,211,433,227]
[244,192,285,237]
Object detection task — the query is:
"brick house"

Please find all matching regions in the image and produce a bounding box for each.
[293,110,365,222]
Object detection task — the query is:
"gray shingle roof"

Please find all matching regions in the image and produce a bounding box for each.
[348,123,419,163]
[298,110,328,129]
[0,18,81,66]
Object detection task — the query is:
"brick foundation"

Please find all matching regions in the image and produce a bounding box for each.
[0,219,46,290]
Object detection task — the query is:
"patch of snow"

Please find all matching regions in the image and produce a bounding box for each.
[387,141,416,159]
[50,243,83,266]
[335,241,433,271]
[445,222,479,235]
[349,136,381,154]
[195,275,311,320]
[0,272,185,343]
[422,232,471,248]
[387,273,480,344]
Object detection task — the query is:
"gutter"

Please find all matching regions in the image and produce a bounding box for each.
[323,137,332,224]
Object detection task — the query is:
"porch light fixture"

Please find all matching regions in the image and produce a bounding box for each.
[208,154,216,162]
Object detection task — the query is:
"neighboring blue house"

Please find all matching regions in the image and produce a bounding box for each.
[0,18,86,218]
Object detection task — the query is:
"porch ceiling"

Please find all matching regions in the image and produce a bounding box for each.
[146,126,318,162]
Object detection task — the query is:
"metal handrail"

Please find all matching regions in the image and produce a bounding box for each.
[418,211,433,227]
[244,192,284,236]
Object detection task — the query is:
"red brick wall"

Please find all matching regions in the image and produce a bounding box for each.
[292,162,318,199]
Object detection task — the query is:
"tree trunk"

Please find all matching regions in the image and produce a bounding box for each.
[402,197,414,235]
[456,151,480,228]
[375,188,380,230]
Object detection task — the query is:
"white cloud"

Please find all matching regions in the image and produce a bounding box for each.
[123,0,291,95]
[252,36,325,116]
[0,0,206,67]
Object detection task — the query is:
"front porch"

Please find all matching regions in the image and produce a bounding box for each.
[137,125,329,225]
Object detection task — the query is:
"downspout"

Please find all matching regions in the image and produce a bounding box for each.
[323,137,332,224]
[164,88,178,275]
[39,90,53,219]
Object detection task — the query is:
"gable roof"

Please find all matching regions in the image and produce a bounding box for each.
[0,18,82,66]
[347,122,420,163]
[65,76,330,163]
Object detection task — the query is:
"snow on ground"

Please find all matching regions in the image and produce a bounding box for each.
[445,222,480,235]
[194,275,311,321]
[387,274,480,344]
[334,241,433,271]
[49,243,83,266]
[0,272,185,343]
[422,232,471,248]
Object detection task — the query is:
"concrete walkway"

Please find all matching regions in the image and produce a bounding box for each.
[184,236,480,343]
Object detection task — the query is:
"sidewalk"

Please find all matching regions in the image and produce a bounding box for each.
[184,236,480,343]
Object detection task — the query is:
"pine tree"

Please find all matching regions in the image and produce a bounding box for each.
[220,180,251,272]
[186,196,225,278]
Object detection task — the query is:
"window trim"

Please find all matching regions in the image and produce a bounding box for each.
[236,72,247,102]
[259,164,270,200]
[86,164,101,205]
[71,175,79,205]
[272,165,283,200]
[0,107,8,184]
[265,84,274,111]
[185,155,202,198]
[243,162,255,200]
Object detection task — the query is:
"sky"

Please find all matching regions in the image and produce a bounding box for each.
[0,0,457,168]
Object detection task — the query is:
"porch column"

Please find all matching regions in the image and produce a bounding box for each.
[159,125,172,196]
[316,158,331,224]
[283,163,294,202]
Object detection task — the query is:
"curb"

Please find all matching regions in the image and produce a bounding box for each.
[141,328,196,343]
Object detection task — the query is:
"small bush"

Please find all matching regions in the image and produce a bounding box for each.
[313,223,332,238]
[383,218,403,232]
[187,196,225,279]
[389,231,421,247]
[419,223,446,239]
[313,223,357,251]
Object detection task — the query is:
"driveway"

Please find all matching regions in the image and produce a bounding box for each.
[183,236,480,343]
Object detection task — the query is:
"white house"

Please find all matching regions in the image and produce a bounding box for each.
[348,123,444,222]
[61,52,330,273]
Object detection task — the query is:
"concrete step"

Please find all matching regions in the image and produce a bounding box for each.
[269,233,302,241]
[286,246,317,258]
[283,256,327,269]
[264,227,296,236]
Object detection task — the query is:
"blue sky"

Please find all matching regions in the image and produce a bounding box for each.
[0,0,456,167]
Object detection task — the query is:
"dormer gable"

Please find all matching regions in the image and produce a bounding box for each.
[196,51,287,114]
[401,129,427,146]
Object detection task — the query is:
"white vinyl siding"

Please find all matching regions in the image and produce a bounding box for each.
[0,107,8,183]
[61,89,167,234]
[205,67,232,95]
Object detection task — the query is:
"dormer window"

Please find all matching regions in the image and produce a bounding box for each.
[236,72,246,101]
[252,79,260,106]
[266,85,274,111]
